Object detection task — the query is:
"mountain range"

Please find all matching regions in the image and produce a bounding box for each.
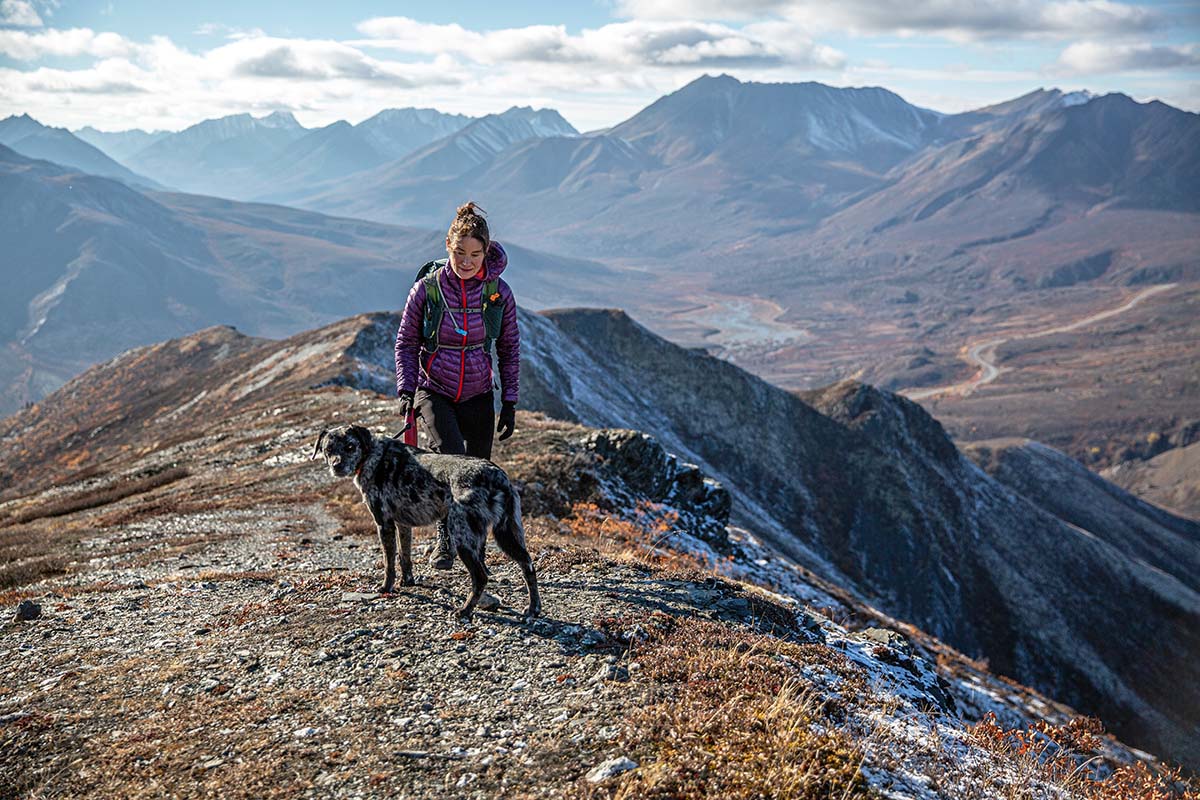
[4,74,1197,500]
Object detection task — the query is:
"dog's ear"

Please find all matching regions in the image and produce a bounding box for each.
[310,429,328,460]
[348,424,372,452]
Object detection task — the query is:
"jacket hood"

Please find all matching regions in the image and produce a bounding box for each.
[480,241,507,281]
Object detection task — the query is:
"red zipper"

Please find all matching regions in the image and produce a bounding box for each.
[455,275,468,401]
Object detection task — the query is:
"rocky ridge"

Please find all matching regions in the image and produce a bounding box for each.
[1,380,1180,799]
[2,308,1197,771]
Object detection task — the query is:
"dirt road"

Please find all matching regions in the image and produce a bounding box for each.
[904,283,1177,400]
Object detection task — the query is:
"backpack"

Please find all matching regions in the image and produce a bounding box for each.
[413,259,505,355]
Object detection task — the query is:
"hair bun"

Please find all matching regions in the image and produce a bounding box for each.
[456,201,485,219]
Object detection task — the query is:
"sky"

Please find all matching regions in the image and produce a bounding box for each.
[1,0,1197,133]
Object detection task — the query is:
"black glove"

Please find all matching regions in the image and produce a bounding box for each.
[497,401,516,441]
[398,391,414,421]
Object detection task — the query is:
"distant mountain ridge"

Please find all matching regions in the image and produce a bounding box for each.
[0,114,158,189]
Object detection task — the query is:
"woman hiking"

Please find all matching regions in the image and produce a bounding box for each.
[394,201,520,570]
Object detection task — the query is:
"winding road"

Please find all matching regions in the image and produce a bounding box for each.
[904,283,1177,401]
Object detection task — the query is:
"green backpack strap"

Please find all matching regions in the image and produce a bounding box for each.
[416,260,447,352]
[481,279,504,354]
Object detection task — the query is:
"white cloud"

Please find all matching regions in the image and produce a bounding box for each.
[0,26,134,59]
[353,17,844,69]
[615,0,1161,41]
[0,0,42,27]
[1052,41,1200,74]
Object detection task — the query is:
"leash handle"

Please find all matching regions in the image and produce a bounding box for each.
[393,409,419,445]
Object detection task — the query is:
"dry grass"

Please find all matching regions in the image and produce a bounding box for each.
[969,713,1200,800]
[0,467,189,527]
[581,615,870,800]
[554,501,713,575]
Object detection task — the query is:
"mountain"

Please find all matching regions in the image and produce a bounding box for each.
[278,106,581,214]
[283,76,943,252]
[0,114,158,188]
[72,125,169,162]
[355,106,473,157]
[124,111,309,194]
[608,73,940,172]
[0,144,634,416]
[116,107,478,202]
[507,306,1200,772]
[238,107,475,202]
[1,318,1179,796]
[1102,438,1200,520]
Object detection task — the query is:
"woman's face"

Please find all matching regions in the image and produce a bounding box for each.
[447,235,486,279]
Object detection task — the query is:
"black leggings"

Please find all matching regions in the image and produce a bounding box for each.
[415,388,495,460]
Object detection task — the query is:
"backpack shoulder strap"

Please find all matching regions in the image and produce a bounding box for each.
[481,278,504,355]
[418,261,448,350]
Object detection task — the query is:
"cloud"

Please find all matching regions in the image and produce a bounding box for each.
[353,17,844,70]
[0,27,134,59]
[215,36,465,88]
[1052,41,1200,74]
[1,0,42,27]
[614,0,1162,41]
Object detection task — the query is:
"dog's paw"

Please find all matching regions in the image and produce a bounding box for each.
[400,574,416,587]
[522,604,541,622]
[455,606,474,623]
[375,582,395,594]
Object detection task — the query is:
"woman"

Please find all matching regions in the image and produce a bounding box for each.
[394,201,520,570]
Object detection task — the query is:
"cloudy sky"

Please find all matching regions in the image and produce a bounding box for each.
[1,0,1197,132]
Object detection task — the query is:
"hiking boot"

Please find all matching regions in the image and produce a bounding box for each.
[430,521,455,571]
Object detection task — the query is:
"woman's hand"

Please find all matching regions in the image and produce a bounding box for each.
[497,401,516,441]
[398,391,414,420]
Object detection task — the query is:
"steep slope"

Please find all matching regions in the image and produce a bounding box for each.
[518,309,1200,768]
[0,114,158,188]
[1102,439,1200,521]
[0,323,1178,799]
[964,438,1200,575]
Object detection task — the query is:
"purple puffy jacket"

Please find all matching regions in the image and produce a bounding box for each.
[394,241,520,404]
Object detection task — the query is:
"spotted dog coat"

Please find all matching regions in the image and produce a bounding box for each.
[312,424,540,621]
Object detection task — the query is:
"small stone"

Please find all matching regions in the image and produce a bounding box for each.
[586,756,639,783]
[293,727,319,738]
[14,600,41,621]
[477,592,501,612]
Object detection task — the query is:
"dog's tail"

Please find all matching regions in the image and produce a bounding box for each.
[494,487,531,563]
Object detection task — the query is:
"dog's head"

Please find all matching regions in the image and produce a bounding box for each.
[311,424,374,478]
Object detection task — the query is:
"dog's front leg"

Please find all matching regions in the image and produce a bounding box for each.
[369,501,397,593]
[396,524,414,586]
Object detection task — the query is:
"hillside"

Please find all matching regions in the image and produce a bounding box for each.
[1,325,1192,798]
[0,145,634,416]
[2,308,1197,773]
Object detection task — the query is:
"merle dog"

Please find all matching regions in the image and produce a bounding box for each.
[312,424,540,622]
